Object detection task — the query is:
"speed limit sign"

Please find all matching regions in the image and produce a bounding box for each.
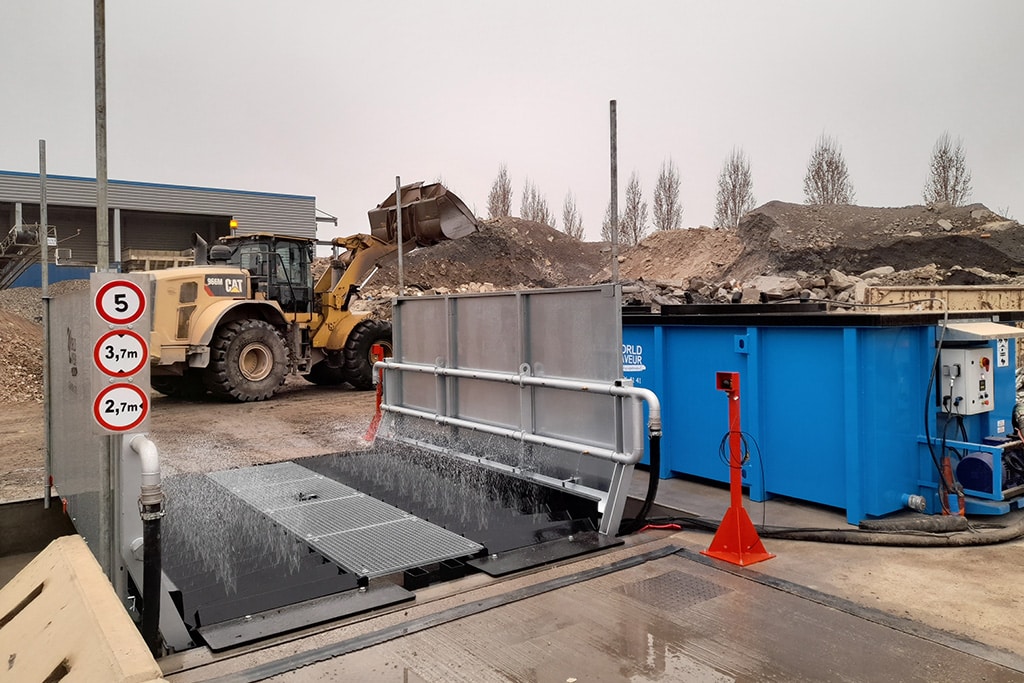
[94,279,147,326]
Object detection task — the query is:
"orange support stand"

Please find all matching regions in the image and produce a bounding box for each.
[701,372,775,567]
[363,344,385,442]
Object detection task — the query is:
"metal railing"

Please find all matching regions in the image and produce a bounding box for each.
[376,358,662,535]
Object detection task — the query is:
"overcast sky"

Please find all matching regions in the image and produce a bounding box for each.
[3,1,1022,243]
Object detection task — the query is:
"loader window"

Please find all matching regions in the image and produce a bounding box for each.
[269,242,311,313]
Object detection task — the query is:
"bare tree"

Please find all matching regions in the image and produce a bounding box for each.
[714,148,756,229]
[923,132,972,207]
[600,200,615,242]
[803,134,855,205]
[619,172,649,246]
[652,158,683,231]
[486,163,512,218]
[520,178,555,227]
[561,191,584,240]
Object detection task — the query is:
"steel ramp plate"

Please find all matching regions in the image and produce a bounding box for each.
[209,463,483,579]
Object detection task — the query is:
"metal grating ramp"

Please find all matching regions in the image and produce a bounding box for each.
[209,462,483,579]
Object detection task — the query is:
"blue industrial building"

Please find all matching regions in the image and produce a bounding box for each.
[0,170,317,287]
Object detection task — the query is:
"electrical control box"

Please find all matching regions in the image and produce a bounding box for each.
[940,347,994,415]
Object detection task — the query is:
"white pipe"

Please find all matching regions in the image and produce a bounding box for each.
[129,434,161,495]
[377,359,663,436]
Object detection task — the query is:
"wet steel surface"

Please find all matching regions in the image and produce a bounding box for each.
[299,447,601,555]
[160,448,606,650]
[160,474,360,635]
[209,462,483,579]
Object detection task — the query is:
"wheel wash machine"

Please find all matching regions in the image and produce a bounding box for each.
[622,303,1024,523]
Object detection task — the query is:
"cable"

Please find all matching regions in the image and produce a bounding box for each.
[716,429,768,529]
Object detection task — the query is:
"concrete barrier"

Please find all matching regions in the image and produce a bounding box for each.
[0,535,166,682]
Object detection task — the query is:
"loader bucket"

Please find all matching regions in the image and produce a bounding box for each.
[368,182,479,246]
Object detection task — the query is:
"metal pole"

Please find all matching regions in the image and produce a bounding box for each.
[40,140,52,509]
[94,0,115,580]
[609,100,619,284]
[113,208,121,272]
[395,175,404,295]
[94,0,109,272]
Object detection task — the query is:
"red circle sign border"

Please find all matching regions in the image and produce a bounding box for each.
[93,383,150,432]
[93,329,149,378]
[94,279,147,326]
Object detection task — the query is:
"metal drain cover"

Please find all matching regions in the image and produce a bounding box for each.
[209,462,483,579]
[617,570,731,610]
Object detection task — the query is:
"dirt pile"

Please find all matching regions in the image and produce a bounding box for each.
[728,201,1023,280]
[0,280,89,403]
[349,217,608,317]
[3,205,1024,400]
[371,217,607,291]
[615,202,1024,308]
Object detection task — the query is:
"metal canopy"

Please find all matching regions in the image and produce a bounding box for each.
[209,463,483,579]
[940,321,1024,342]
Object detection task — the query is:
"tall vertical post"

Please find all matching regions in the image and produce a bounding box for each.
[94,0,109,272]
[702,372,774,567]
[113,208,121,272]
[94,0,115,580]
[396,175,404,295]
[40,140,52,508]
[609,100,619,284]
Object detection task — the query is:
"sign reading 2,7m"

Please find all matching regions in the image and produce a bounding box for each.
[94,279,147,326]
[93,383,149,432]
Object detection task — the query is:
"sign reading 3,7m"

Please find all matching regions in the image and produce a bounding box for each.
[94,279,147,326]
[94,330,148,377]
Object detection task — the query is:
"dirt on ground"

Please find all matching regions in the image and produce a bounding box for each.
[3,200,1024,501]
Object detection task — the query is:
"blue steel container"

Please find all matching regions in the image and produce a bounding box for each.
[622,305,1022,523]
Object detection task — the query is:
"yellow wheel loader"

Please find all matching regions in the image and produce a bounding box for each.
[147,182,477,401]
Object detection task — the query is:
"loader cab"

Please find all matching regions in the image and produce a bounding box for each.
[221,234,315,314]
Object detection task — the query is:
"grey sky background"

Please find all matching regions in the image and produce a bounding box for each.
[3,1,1022,244]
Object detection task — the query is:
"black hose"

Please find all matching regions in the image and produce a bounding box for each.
[758,517,1024,547]
[142,513,162,657]
[651,512,1024,547]
[859,516,969,533]
[618,435,661,535]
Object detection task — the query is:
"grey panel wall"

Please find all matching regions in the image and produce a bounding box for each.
[0,170,316,239]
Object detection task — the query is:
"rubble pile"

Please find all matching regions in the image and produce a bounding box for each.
[617,201,1024,310]
[2,201,1024,400]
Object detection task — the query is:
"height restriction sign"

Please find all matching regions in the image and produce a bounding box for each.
[94,330,148,377]
[93,383,149,432]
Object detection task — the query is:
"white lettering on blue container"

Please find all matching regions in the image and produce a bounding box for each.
[622,343,646,372]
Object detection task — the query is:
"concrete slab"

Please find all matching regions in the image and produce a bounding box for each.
[162,540,1023,682]
[628,471,1024,658]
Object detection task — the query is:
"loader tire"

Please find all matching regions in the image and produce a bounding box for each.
[342,319,393,391]
[205,319,288,402]
[304,361,346,386]
[152,370,208,400]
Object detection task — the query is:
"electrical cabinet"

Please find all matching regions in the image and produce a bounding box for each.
[939,347,994,415]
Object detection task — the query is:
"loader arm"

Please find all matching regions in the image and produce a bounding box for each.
[313,234,396,312]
